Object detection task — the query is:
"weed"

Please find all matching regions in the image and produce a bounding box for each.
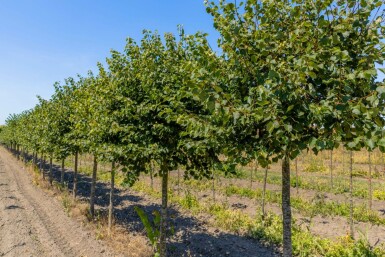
[61,192,73,216]
[373,190,385,200]
[303,158,326,173]
[134,206,161,256]
[179,189,199,210]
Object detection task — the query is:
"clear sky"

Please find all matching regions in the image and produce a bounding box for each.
[0,0,219,124]
[0,1,384,125]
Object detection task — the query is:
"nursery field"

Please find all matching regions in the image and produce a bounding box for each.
[1,1,384,256]
[3,145,384,256]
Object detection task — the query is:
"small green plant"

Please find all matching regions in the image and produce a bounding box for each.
[290,176,303,188]
[303,158,326,173]
[134,206,161,256]
[61,192,72,216]
[373,190,385,200]
[180,189,198,209]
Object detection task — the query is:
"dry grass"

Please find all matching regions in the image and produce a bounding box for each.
[105,226,153,257]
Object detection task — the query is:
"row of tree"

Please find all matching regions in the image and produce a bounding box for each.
[1,1,385,256]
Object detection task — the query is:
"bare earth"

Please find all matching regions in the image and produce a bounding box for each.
[0,148,116,257]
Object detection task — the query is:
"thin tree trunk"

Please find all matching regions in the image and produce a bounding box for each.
[42,156,46,180]
[108,161,115,236]
[295,158,299,195]
[282,155,292,257]
[39,153,43,173]
[60,159,65,185]
[73,152,78,198]
[32,151,36,167]
[90,155,98,218]
[159,169,169,257]
[34,152,38,168]
[150,161,154,190]
[380,129,385,174]
[342,147,345,174]
[250,162,254,189]
[368,152,372,210]
[49,157,53,185]
[212,168,215,203]
[349,150,354,239]
[177,168,180,195]
[262,166,268,221]
[330,150,333,189]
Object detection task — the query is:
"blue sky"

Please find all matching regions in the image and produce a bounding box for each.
[0,0,219,124]
[0,1,384,124]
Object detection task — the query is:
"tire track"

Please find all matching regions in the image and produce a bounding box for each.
[10,170,76,257]
[0,148,116,257]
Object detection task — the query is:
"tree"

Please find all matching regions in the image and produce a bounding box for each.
[206,0,385,255]
[104,30,225,257]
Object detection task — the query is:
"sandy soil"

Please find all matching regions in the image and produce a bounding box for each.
[0,148,117,257]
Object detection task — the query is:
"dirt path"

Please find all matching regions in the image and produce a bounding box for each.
[0,148,117,257]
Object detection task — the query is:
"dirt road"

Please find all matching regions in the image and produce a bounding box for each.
[0,148,116,257]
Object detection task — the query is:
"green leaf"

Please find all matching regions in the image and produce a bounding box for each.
[376,86,385,95]
[378,138,385,147]
[268,70,280,80]
[233,112,240,124]
[366,139,375,149]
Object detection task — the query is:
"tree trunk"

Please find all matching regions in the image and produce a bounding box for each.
[282,155,292,257]
[34,152,38,168]
[159,169,169,257]
[295,158,299,195]
[73,152,78,198]
[23,148,27,163]
[330,150,333,189]
[368,152,372,210]
[342,147,345,174]
[250,162,253,189]
[49,157,53,185]
[32,151,36,167]
[177,168,180,195]
[212,168,216,203]
[90,155,98,218]
[150,161,154,190]
[349,150,354,239]
[42,156,46,180]
[108,161,115,236]
[60,159,65,185]
[262,166,268,221]
[39,153,43,173]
